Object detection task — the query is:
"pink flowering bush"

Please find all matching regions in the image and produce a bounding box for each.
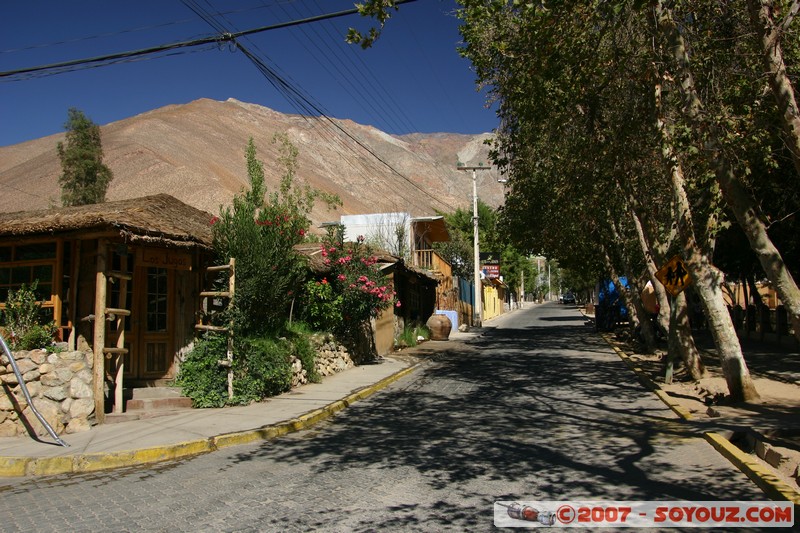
[301,228,397,338]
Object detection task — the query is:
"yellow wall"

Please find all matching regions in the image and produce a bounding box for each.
[483,284,504,321]
[374,306,395,356]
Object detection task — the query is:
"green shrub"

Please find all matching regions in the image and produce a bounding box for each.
[211,136,340,338]
[233,336,293,403]
[1,281,57,351]
[176,334,229,408]
[286,321,320,383]
[395,324,430,349]
[17,324,58,351]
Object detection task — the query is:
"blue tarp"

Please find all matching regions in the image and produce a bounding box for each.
[596,277,629,330]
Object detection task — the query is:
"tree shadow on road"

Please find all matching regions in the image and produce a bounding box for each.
[223,319,766,531]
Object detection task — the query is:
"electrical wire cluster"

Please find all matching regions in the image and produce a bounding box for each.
[2,0,453,210]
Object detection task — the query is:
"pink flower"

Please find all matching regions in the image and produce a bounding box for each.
[395,301,402,308]
[210,216,220,225]
[338,274,346,281]
[321,250,328,257]
[298,229,306,236]
[321,278,328,285]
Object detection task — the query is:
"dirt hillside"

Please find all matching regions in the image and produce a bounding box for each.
[0,98,505,229]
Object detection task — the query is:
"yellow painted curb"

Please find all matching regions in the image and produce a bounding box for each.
[601,333,800,505]
[704,431,800,505]
[28,455,74,477]
[0,456,30,477]
[210,362,421,453]
[0,360,425,478]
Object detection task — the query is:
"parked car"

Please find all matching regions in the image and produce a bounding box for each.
[560,292,575,304]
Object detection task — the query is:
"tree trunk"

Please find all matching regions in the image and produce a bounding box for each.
[672,291,705,380]
[657,0,800,345]
[627,194,704,372]
[659,119,759,400]
[747,0,800,178]
[630,274,658,352]
[650,17,760,401]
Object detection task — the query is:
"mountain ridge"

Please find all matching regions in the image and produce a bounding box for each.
[0,98,504,229]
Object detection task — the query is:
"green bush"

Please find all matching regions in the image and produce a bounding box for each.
[286,321,320,383]
[176,334,229,408]
[1,281,57,351]
[395,324,430,349]
[211,136,340,338]
[233,336,293,403]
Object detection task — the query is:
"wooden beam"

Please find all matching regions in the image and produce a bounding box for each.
[68,240,81,351]
[92,239,108,424]
[107,270,133,281]
[195,324,228,332]
[113,254,128,414]
[206,264,233,272]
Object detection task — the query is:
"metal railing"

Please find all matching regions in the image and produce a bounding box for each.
[1,333,68,447]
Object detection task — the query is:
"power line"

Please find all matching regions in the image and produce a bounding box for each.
[179,0,444,209]
[0,2,417,80]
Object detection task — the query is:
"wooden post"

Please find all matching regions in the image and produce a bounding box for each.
[68,240,81,351]
[93,240,108,424]
[227,258,235,400]
[113,255,128,414]
[664,294,677,384]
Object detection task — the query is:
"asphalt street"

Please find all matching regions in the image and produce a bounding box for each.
[0,303,768,532]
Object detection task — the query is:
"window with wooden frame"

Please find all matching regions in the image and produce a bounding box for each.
[0,242,59,323]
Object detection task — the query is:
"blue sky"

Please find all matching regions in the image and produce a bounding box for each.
[0,0,498,148]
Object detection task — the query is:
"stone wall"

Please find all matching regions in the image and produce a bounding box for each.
[290,335,354,388]
[0,346,94,437]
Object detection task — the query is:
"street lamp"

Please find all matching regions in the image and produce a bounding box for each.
[457,162,492,327]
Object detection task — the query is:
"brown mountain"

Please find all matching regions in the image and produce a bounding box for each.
[0,98,504,230]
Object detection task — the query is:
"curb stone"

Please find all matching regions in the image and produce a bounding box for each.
[0,361,422,478]
[601,333,800,505]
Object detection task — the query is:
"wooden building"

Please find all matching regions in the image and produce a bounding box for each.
[0,194,214,422]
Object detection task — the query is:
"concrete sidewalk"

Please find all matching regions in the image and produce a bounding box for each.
[0,328,487,478]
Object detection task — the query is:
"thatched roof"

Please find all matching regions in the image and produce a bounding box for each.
[0,194,214,249]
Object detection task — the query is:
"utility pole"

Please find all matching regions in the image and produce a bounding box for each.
[458,162,492,327]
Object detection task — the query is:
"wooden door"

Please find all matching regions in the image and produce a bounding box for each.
[136,266,175,380]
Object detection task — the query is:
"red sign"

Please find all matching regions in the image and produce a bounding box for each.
[482,264,500,279]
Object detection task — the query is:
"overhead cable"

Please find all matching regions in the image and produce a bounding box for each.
[0,1,417,80]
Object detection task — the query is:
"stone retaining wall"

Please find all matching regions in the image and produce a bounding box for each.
[0,346,94,437]
[1,336,356,436]
[290,335,354,388]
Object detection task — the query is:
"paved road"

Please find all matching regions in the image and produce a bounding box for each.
[0,303,767,532]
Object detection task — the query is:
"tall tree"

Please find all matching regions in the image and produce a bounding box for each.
[747,0,800,178]
[457,1,757,399]
[57,108,113,206]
